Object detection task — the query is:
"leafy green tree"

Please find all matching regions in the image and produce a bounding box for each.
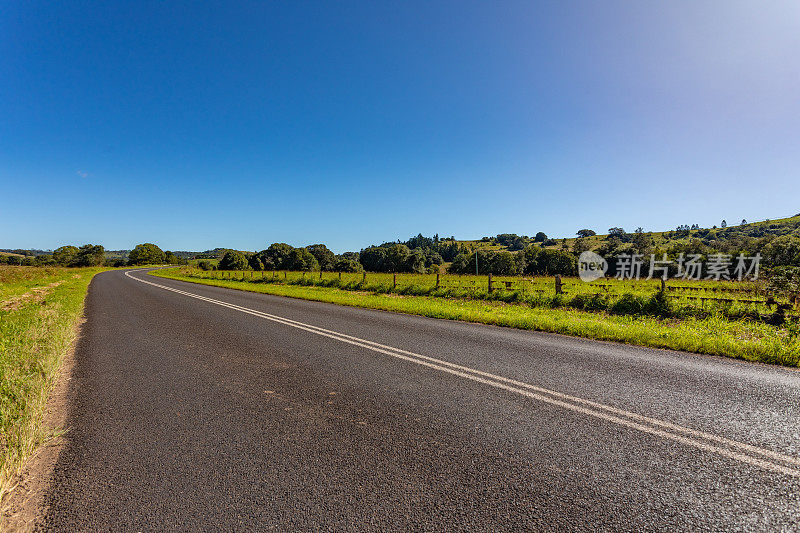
[219,250,249,270]
[534,232,548,242]
[535,249,577,276]
[128,243,166,265]
[576,229,596,238]
[490,251,518,275]
[573,238,592,253]
[74,244,105,266]
[384,244,412,272]
[763,236,800,267]
[286,248,319,271]
[53,245,80,266]
[334,257,363,272]
[248,253,264,271]
[437,241,461,262]
[404,249,426,273]
[264,243,294,270]
[306,244,336,271]
[359,246,387,272]
[521,245,541,274]
[164,251,186,265]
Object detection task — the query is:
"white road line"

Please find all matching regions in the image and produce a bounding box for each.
[126,270,800,477]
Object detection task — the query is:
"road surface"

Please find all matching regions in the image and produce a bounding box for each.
[41,269,800,530]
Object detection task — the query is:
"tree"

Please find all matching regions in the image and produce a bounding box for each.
[608,227,626,237]
[286,248,319,271]
[534,232,548,242]
[306,244,336,271]
[490,251,518,275]
[573,238,592,253]
[74,244,105,266]
[721,220,727,228]
[630,232,653,254]
[521,245,541,273]
[404,249,426,273]
[128,243,166,265]
[535,249,577,276]
[164,251,186,265]
[197,260,215,271]
[359,247,387,272]
[576,229,596,238]
[219,250,249,270]
[334,257,363,272]
[53,245,79,266]
[384,244,412,272]
[763,236,800,267]
[741,219,747,225]
[254,243,294,270]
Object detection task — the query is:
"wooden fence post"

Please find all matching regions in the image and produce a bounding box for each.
[488,272,493,293]
[362,271,366,284]
[436,272,440,288]
[319,270,323,279]
[393,273,397,289]
[555,274,563,295]
[339,272,342,281]
[660,278,666,293]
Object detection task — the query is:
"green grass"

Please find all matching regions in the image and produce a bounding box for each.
[0,266,105,500]
[152,267,800,368]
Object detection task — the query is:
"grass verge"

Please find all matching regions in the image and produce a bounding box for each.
[0,266,105,501]
[152,268,800,368]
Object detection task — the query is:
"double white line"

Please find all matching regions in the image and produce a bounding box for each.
[126,270,800,477]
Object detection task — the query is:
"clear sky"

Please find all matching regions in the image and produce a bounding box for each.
[1,1,798,253]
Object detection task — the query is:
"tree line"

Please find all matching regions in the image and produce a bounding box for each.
[0,242,187,267]
[209,234,578,276]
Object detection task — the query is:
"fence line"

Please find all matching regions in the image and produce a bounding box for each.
[192,268,797,312]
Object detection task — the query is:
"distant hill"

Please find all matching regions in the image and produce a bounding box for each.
[455,214,800,258]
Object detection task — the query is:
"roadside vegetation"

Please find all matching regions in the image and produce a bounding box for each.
[152,267,800,368]
[0,266,105,501]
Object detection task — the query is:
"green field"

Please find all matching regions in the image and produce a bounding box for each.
[0,266,105,500]
[152,267,800,368]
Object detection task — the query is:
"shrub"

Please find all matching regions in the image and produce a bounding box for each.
[610,293,646,315]
[197,260,215,271]
[643,291,673,317]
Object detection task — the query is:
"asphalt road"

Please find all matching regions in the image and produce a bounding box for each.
[41,269,800,530]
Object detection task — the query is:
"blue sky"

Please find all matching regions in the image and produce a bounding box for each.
[1,1,798,253]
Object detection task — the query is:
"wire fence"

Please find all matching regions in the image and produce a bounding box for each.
[190,268,798,316]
